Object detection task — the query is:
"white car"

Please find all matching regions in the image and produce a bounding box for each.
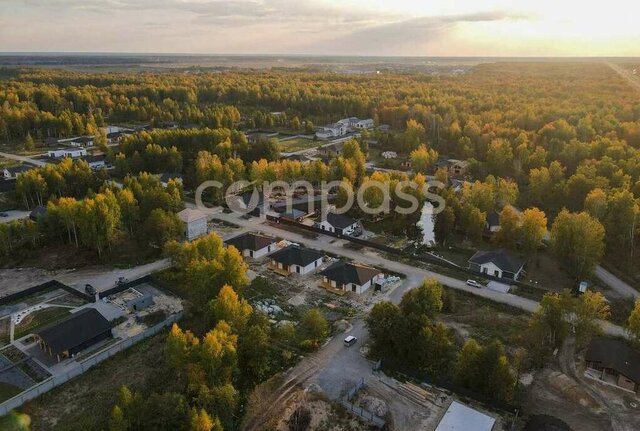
[466,279,483,288]
[344,335,357,347]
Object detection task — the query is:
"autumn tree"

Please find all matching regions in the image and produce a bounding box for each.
[518,207,547,260]
[410,144,438,174]
[550,210,605,279]
[627,299,640,345]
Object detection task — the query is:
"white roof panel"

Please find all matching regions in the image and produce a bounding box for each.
[435,401,495,431]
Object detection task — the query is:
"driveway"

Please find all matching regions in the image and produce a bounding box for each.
[0,210,30,224]
[595,266,639,299]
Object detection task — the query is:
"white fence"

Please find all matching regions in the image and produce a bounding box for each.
[0,312,182,416]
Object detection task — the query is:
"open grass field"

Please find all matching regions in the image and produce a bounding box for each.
[278,137,318,152]
[14,307,72,339]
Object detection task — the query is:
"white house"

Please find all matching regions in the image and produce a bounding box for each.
[354,118,374,129]
[320,261,383,294]
[269,245,323,275]
[177,208,208,241]
[382,151,397,159]
[81,155,106,170]
[316,123,347,139]
[225,232,277,259]
[48,148,88,159]
[316,212,360,236]
[468,249,524,281]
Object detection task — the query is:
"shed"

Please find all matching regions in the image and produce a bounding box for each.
[35,308,112,362]
[177,208,208,241]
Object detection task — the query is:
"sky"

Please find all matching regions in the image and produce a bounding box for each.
[0,0,639,57]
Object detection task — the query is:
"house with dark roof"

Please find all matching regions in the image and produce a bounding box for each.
[81,154,107,170]
[316,212,361,236]
[486,211,501,233]
[320,261,383,294]
[2,165,34,180]
[585,338,640,394]
[468,249,524,280]
[35,308,112,362]
[225,232,277,259]
[279,209,309,223]
[268,245,323,276]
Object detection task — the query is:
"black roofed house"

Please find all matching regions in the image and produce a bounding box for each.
[35,308,112,362]
[585,338,640,394]
[81,154,107,170]
[316,212,361,236]
[468,249,524,280]
[269,245,323,276]
[225,232,277,259]
[320,261,383,294]
[2,165,34,180]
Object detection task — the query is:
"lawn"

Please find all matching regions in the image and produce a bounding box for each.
[22,333,173,431]
[0,382,23,403]
[278,137,318,152]
[14,307,72,339]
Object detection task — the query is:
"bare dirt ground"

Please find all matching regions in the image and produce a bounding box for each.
[273,390,369,431]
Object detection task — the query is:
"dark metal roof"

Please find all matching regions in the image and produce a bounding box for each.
[585,337,640,383]
[325,212,357,229]
[225,232,276,252]
[29,205,47,221]
[468,249,524,273]
[269,245,323,267]
[320,261,380,285]
[487,211,500,227]
[36,308,111,355]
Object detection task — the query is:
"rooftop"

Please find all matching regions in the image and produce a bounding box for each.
[270,245,323,267]
[225,232,276,252]
[435,401,496,431]
[36,308,112,355]
[177,208,207,223]
[586,337,640,382]
[324,212,357,229]
[320,261,380,285]
[468,249,524,273]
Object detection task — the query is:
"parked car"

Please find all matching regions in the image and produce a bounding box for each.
[85,284,96,295]
[0,212,8,217]
[466,279,483,288]
[344,335,357,347]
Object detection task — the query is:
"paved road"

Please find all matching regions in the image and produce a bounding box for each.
[595,265,639,299]
[0,151,47,167]
[207,208,631,429]
[0,210,31,224]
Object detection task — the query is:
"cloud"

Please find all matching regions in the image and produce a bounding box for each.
[297,11,528,55]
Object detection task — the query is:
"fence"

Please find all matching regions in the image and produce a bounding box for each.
[265,214,539,290]
[339,378,385,429]
[0,311,182,416]
[0,280,93,306]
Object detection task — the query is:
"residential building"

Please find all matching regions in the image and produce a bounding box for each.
[316,123,347,139]
[81,154,107,170]
[177,208,208,241]
[316,212,361,236]
[268,245,323,275]
[486,211,501,233]
[279,209,308,223]
[48,148,87,159]
[2,165,33,179]
[468,249,524,280]
[382,151,397,159]
[35,308,112,363]
[66,136,94,148]
[44,137,59,146]
[585,338,640,394]
[225,232,277,259]
[320,261,383,294]
[354,118,374,129]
